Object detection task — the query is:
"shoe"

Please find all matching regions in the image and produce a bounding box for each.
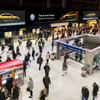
[29,96,32,98]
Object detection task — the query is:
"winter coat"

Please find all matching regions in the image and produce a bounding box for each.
[93,83,99,96]
[44,65,50,74]
[28,80,34,91]
[32,49,35,56]
[43,76,51,87]
[13,86,20,99]
[0,91,6,100]
[37,56,43,65]
[82,87,89,99]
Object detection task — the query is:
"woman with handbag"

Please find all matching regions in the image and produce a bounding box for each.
[28,77,34,98]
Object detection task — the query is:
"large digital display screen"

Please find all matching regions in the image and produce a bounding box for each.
[0,10,25,26]
[26,9,79,25]
[83,11,100,20]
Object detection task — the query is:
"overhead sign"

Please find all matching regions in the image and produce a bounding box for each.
[57,41,85,53]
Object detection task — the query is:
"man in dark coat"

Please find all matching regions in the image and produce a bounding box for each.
[1,44,5,51]
[43,74,51,95]
[6,75,13,95]
[12,84,20,100]
[81,86,89,100]
[44,64,50,75]
[12,50,17,60]
[92,82,99,100]
[0,88,6,100]
[32,48,35,60]
[23,60,27,77]
[37,55,43,70]
[16,46,21,56]
[39,45,42,54]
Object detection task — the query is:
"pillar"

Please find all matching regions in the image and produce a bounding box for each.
[0,75,2,87]
[84,51,93,74]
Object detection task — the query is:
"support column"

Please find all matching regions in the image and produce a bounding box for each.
[84,51,93,74]
[0,75,2,87]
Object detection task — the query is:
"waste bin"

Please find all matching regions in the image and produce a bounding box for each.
[81,67,87,77]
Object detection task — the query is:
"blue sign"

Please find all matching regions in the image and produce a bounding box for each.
[57,41,85,53]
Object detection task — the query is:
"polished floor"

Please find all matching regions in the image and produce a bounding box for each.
[1,39,100,100]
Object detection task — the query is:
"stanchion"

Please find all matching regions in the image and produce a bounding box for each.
[12,69,15,88]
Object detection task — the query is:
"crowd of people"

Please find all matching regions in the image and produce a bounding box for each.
[53,24,100,39]
[0,23,99,100]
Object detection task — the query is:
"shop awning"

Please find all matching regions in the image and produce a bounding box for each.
[0,60,23,72]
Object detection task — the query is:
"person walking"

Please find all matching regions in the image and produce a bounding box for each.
[12,84,20,100]
[51,40,54,51]
[39,45,42,54]
[92,82,99,100]
[6,75,13,96]
[23,60,27,77]
[37,55,43,70]
[28,78,34,98]
[43,74,51,95]
[81,86,89,100]
[1,43,5,51]
[16,46,21,56]
[44,63,50,76]
[0,87,6,100]
[12,49,17,60]
[39,89,47,100]
[45,52,50,64]
[32,48,35,60]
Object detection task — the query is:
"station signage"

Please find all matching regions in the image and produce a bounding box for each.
[57,41,85,53]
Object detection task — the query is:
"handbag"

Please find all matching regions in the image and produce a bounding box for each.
[27,87,30,91]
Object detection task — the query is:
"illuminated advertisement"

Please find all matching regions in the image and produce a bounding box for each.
[0,10,25,26]
[26,9,79,25]
[83,11,100,20]
[60,11,78,21]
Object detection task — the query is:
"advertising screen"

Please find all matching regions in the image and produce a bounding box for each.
[0,10,25,26]
[26,9,79,25]
[83,11,100,20]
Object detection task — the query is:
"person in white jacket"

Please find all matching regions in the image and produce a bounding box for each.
[28,77,34,98]
[45,52,50,64]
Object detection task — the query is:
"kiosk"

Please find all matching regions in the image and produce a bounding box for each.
[0,59,23,86]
